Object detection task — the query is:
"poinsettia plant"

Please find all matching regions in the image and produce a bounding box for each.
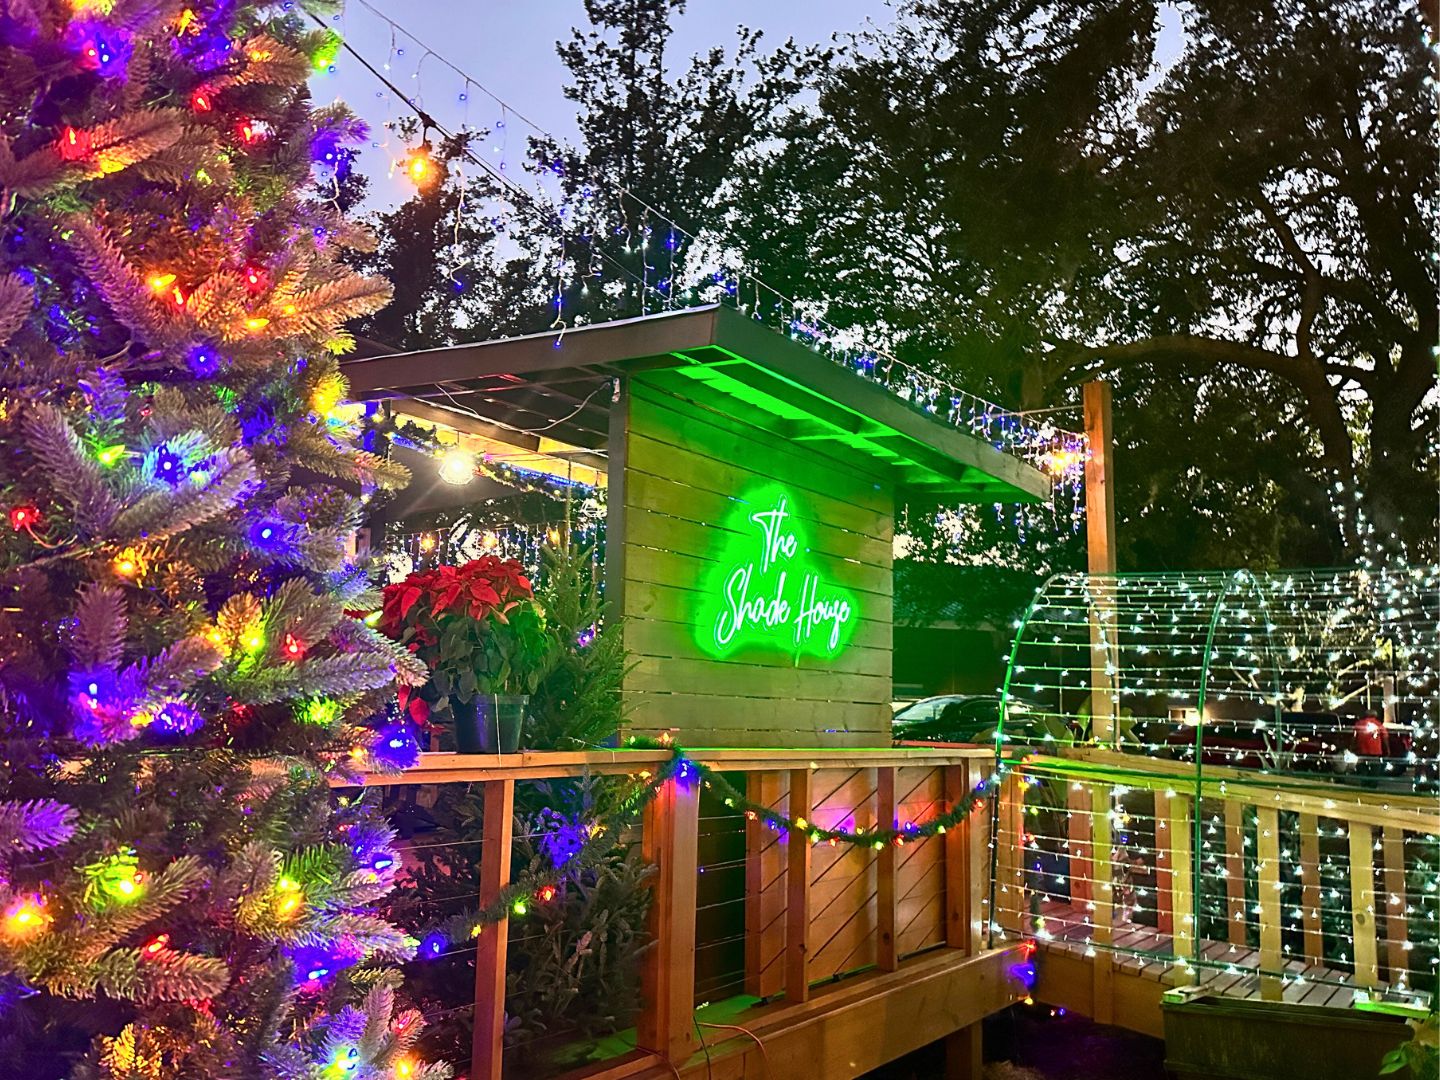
[378,556,555,724]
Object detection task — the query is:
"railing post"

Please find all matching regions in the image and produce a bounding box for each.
[1067,781,1093,905]
[639,774,700,1064]
[1224,799,1247,947]
[1256,805,1283,1000]
[1153,790,1174,934]
[995,772,1026,935]
[785,768,813,1003]
[471,778,515,1080]
[1349,822,1379,988]
[1299,812,1324,963]
[1090,784,1114,1023]
[877,766,899,971]
[944,764,980,954]
[745,771,786,998]
[1169,795,1196,985]
[1382,826,1409,985]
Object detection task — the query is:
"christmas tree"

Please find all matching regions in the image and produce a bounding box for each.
[0,2,448,1076]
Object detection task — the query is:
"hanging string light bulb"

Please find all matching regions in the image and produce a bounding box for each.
[404,141,436,188]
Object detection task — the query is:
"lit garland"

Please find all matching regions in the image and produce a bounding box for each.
[414,738,1008,953]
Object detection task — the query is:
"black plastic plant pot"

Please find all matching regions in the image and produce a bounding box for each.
[451,693,528,754]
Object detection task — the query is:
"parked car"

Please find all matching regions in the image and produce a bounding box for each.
[1161,710,1414,776]
[891,694,1075,747]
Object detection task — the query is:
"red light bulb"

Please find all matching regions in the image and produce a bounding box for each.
[8,505,38,531]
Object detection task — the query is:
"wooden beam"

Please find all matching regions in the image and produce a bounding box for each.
[343,306,718,392]
[1382,826,1409,985]
[786,768,813,1004]
[638,777,701,1064]
[471,778,515,1080]
[337,745,997,788]
[614,946,1027,1080]
[1083,381,1117,573]
[1084,381,1118,745]
[1256,806,1283,1001]
[877,767,899,972]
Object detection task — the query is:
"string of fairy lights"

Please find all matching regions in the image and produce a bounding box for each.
[310,3,1089,510]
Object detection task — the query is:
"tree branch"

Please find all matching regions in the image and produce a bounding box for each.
[1049,334,1354,475]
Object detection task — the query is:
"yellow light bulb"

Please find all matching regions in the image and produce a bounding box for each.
[245,317,270,331]
[147,272,176,293]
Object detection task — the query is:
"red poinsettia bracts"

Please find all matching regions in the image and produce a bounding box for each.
[379,556,533,635]
[376,557,553,722]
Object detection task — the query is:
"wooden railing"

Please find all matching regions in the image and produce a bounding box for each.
[995,749,1440,1027]
[349,745,1026,1080]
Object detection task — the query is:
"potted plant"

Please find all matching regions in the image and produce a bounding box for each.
[379,556,555,753]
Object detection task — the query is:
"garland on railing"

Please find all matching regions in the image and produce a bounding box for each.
[414,740,1007,952]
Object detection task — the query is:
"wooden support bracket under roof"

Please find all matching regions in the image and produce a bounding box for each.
[343,305,1051,503]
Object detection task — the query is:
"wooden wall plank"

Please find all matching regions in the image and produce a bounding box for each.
[745,772,787,999]
[618,375,896,748]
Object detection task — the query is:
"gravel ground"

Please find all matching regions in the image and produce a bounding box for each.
[863,1003,1170,1080]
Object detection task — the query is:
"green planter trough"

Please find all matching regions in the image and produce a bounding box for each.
[1162,996,1413,1080]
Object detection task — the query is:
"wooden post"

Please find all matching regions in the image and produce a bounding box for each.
[1153,790,1174,934]
[1299,812,1324,964]
[944,764,978,953]
[745,771,787,998]
[471,778,515,1080]
[1084,380,1118,745]
[785,768,813,1003]
[1090,784,1115,1024]
[1382,826,1409,985]
[1256,806,1283,1001]
[877,767,899,971]
[1067,782,1093,905]
[1349,823,1380,988]
[638,776,700,1064]
[1224,800,1248,947]
[995,773,1026,934]
[944,1023,984,1080]
[1169,796,1196,985]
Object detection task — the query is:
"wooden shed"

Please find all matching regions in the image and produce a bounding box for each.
[344,304,1050,748]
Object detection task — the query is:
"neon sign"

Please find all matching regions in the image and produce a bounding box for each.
[700,487,857,660]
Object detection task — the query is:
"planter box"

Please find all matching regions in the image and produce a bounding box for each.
[1162,995,1412,1080]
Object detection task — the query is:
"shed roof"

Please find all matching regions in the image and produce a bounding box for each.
[342,305,1050,502]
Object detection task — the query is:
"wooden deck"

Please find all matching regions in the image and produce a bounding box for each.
[1032,898,1425,1010]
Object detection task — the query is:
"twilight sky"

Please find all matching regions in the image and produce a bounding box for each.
[312,0,898,209]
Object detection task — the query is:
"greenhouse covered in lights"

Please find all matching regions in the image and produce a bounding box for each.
[998,566,1439,783]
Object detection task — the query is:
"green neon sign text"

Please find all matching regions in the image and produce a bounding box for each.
[699,487,857,660]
